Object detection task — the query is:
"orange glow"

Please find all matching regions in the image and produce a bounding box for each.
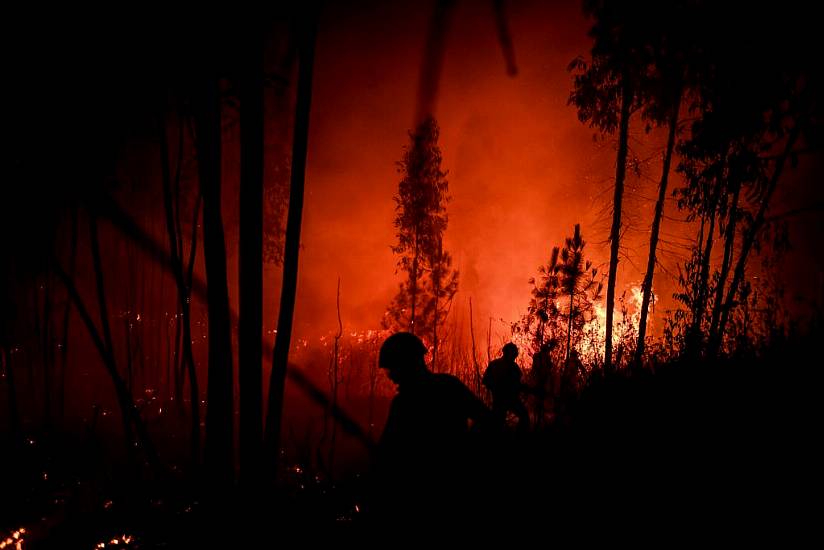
[288,0,683,349]
[0,528,26,550]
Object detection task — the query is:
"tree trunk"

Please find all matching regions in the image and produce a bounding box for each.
[432,239,441,371]
[42,273,52,429]
[714,125,800,354]
[635,88,681,363]
[184,195,202,449]
[124,316,133,393]
[197,68,234,489]
[88,214,134,459]
[329,277,342,475]
[567,290,574,360]
[604,77,632,372]
[59,206,78,421]
[173,302,183,406]
[687,177,721,357]
[161,116,201,468]
[239,26,265,489]
[707,181,741,346]
[264,6,318,479]
[410,234,418,334]
[54,262,161,475]
[469,297,481,394]
[3,346,21,444]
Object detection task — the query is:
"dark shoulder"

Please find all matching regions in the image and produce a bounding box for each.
[486,358,504,371]
[432,373,473,394]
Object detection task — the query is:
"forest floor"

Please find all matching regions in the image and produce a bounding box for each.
[2,343,821,546]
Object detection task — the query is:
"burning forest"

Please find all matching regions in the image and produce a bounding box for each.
[2,0,822,543]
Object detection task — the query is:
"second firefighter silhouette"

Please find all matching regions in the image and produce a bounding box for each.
[483,342,530,431]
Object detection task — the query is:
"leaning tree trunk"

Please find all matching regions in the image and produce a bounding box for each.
[713,124,800,355]
[264,6,318,479]
[604,76,632,372]
[635,88,681,363]
[88,215,134,461]
[55,214,162,474]
[183,195,202,450]
[238,25,265,489]
[57,266,161,474]
[197,68,235,489]
[686,163,724,359]
[707,181,741,345]
[59,206,78,421]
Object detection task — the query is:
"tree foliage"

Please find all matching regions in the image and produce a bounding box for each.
[385,117,459,358]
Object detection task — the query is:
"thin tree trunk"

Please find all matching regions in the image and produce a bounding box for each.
[707,182,741,344]
[93,189,378,453]
[540,293,549,347]
[687,186,719,356]
[165,311,174,409]
[89,215,116,374]
[487,317,492,363]
[88,214,135,459]
[432,239,441,371]
[124,316,133,394]
[196,68,234,489]
[238,26,265,488]
[264,6,318,479]
[469,297,481,394]
[171,120,187,412]
[42,273,52,429]
[410,234,418,334]
[124,217,138,395]
[367,341,378,439]
[3,346,21,443]
[329,277,342,475]
[32,282,40,391]
[604,77,633,372]
[567,290,574,360]
[59,206,78,421]
[714,125,800,354]
[173,302,183,406]
[183,195,202,461]
[162,115,202,466]
[54,262,161,475]
[635,89,681,363]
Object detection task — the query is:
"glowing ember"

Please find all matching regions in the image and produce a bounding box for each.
[94,534,134,548]
[0,528,26,550]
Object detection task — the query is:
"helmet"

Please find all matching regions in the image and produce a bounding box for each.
[502,342,519,358]
[379,332,427,369]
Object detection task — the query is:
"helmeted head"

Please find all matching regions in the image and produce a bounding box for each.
[502,342,519,361]
[379,332,428,386]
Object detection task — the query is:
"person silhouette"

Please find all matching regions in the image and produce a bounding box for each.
[483,342,530,432]
[529,339,558,429]
[371,332,490,523]
[557,348,587,422]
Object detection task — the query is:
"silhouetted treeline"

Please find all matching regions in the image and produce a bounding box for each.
[1,0,822,543]
[570,0,822,368]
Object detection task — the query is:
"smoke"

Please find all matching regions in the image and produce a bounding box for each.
[295,0,623,338]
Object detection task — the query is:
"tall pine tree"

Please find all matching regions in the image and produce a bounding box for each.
[385,117,458,367]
